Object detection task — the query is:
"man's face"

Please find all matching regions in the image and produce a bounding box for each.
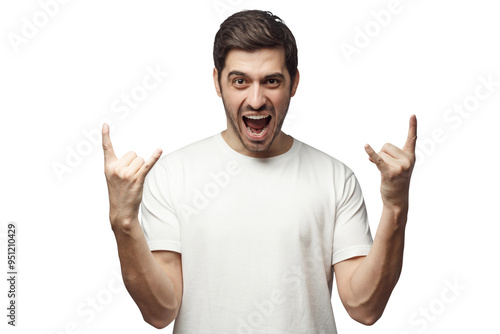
[214,47,299,158]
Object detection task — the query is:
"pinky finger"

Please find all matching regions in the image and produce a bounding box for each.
[365,144,387,172]
[138,148,163,181]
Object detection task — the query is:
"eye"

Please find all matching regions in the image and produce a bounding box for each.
[233,78,246,86]
[266,78,281,87]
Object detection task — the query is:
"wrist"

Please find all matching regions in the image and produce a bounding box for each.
[110,214,140,235]
[382,201,408,212]
[381,193,409,212]
[381,203,408,228]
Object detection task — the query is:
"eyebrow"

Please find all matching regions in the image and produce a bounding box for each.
[227,70,247,78]
[227,71,286,81]
[264,73,286,81]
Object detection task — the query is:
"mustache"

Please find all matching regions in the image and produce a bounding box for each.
[240,104,275,113]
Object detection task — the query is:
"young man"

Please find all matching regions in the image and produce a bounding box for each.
[102,10,417,333]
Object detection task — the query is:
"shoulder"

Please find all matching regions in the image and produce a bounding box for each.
[294,138,355,179]
[157,133,221,167]
[145,134,221,185]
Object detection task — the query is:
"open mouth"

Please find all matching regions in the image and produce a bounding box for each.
[242,114,272,138]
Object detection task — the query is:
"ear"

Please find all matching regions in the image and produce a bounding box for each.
[290,68,300,97]
[213,67,222,97]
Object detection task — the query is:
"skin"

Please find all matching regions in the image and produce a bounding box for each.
[213,47,299,158]
[102,46,417,328]
[334,116,417,325]
[102,126,182,329]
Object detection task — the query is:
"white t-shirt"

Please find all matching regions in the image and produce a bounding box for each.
[141,133,373,334]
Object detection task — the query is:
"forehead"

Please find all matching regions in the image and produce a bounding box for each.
[224,47,288,78]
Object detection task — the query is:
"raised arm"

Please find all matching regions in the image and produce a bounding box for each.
[102,124,182,328]
[334,115,417,325]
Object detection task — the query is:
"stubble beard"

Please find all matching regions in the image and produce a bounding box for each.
[221,94,290,154]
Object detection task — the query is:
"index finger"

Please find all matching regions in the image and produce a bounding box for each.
[403,115,417,153]
[102,123,117,163]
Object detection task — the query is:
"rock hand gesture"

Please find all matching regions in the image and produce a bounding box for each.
[101,124,163,228]
[364,115,417,209]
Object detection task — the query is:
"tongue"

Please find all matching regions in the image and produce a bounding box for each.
[244,117,269,130]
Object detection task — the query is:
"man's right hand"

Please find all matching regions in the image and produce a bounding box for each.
[102,123,163,229]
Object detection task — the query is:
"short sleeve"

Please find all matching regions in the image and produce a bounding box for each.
[140,160,181,253]
[332,172,373,265]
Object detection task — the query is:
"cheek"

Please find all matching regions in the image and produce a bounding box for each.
[270,92,290,111]
[225,92,246,112]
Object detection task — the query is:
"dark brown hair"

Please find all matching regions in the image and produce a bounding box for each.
[213,10,298,84]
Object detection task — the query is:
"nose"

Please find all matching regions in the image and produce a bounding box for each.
[246,84,266,110]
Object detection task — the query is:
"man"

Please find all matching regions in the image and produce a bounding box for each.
[102,10,417,333]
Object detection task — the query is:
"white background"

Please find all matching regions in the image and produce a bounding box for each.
[1,0,499,333]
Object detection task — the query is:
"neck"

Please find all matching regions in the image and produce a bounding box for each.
[221,130,293,158]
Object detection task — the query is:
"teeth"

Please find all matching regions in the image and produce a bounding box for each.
[244,115,270,120]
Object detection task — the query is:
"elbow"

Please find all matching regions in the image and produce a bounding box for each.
[144,317,170,329]
[121,276,181,329]
[354,312,381,326]
[346,302,384,326]
[342,287,392,326]
[143,307,179,329]
[141,297,181,329]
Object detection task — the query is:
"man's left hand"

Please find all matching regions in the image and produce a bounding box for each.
[364,115,417,209]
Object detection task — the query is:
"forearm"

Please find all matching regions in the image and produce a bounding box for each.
[345,204,407,324]
[342,115,416,324]
[112,217,179,328]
